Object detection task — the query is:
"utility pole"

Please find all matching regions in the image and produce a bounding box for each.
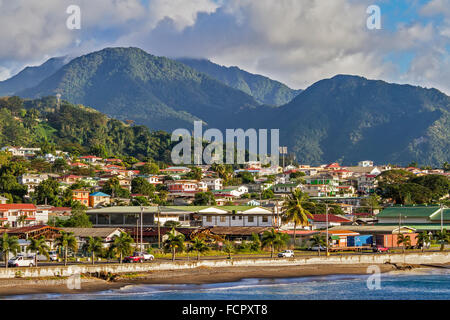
[157,204,161,249]
[140,206,144,253]
[326,203,329,257]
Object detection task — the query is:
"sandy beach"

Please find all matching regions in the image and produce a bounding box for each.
[0,262,428,297]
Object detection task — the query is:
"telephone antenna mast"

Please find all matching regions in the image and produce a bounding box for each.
[56,94,61,111]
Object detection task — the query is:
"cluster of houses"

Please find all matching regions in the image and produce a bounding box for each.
[0,145,449,251]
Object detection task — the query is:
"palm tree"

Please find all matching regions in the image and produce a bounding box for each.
[113,232,134,263]
[416,232,431,252]
[26,236,50,267]
[55,231,78,266]
[281,190,313,247]
[16,215,27,228]
[274,232,290,252]
[223,240,235,259]
[261,228,278,258]
[0,233,20,269]
[82,236,103,265]
[250,233,261,252]
[435,229,450,252]
[310,234,327,256]
[163,228,185,261]
[397,234,411,253]
[189,237,209,261]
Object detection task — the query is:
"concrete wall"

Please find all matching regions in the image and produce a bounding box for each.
[0,252,448,279]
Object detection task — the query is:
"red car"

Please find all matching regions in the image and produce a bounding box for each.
[373,245,389,253]
[123,254,145,263]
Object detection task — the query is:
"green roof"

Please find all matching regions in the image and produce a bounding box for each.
[430,209,450,221]
[377,206,440,218]
[404,224,450,231]
[274,183,298,187]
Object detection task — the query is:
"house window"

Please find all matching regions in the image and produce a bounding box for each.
[232,216,236,220]
[206,216,212,222]
[262,216,268,223]
[248,216,254,223]
[239,216,242,220]
[220,216,226,223]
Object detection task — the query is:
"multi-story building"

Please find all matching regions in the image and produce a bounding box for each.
[72,189,90,207]
[202,178,223,191]
[89,192,111,208]
[357,174,378,195]
[198,206,274,228]
[0,204,37,227]
[18,174,49,195]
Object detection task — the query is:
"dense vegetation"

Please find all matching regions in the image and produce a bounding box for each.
[19,47,261,131]
[7,48,450,167]
[376,169,450,204]
[0,96,173,162]
[177,58,302,106]
[232,75,450,167]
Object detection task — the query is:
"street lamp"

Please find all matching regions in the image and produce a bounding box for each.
[326,203,329,257]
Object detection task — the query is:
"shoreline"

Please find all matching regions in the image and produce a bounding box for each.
[0,262,440,297]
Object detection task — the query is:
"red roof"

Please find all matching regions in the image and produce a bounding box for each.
[0,204,36,210]
[311,214,351,223]
[325,163,340,168]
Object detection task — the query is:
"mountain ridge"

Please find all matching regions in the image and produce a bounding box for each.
[6,48,450,167]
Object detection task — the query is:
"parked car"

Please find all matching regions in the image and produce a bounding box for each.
[372,245,389,253]
[133,251,154,261]
[123,252,154,263]
[278,250,294,258]
[8,256,35,267]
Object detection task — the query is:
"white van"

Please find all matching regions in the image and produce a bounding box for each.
[8,256,35,267]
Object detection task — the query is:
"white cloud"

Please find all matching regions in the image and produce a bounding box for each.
[147,0,219,30]
[0,66,11,81]
[0,0,449,95]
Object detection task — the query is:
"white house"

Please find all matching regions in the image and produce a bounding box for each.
[202,178,223,191]
[1,146,41,157]
[358,160,374,167]
[18,174,49,195]
[273,183,302,194]
[198,206,274,227]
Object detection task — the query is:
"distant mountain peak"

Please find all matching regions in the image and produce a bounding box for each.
[177,57,302,106]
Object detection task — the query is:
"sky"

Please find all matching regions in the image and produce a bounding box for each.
[1,0,450,94]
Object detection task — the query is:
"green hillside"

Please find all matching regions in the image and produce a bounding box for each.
[0,96,173,162]
[264,75,450,166]
[19,47,260,131]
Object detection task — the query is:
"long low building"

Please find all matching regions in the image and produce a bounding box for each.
[87,205,276,228]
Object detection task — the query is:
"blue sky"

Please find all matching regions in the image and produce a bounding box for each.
[0,0,450,94]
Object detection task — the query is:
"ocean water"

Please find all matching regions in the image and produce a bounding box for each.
[4,269,450,300]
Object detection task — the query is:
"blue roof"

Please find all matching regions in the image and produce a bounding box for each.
[90,192,111,197]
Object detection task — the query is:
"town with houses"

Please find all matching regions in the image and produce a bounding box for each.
[0,144,449,265]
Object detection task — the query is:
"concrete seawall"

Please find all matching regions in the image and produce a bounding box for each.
[0,252,448,279]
